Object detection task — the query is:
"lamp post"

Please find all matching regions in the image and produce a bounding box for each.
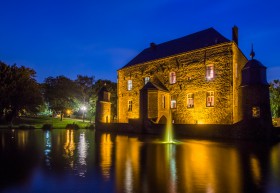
[81,106,87,122]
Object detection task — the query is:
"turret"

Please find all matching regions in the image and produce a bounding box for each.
[95,85,111,123]
[241,46,272,134]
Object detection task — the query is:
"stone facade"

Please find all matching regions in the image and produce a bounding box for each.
[96,86,111,123]
[117,28,248,125]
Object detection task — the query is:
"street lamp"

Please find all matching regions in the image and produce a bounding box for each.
[81,106,87,122]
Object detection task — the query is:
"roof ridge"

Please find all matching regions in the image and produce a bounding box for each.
[121,27,230,69]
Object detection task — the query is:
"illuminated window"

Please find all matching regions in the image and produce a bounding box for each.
[252,106,260,118]
[171,96,176,109]
[206,64,214,80]
[127,80,132,90]
[162,95,166,109]
[187,93,194,108]
[206,91,214,107]
[144,77,150,84]
[128,100,132,111]
[170,72,176,84]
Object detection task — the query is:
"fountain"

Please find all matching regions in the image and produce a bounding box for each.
[164,110,175,144]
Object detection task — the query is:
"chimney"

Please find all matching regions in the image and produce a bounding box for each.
[232,25,238,45]
[150,42,157,50]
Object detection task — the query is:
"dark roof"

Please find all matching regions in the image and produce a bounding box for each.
[243,59,266,70]
[121,28,230,69]
[241,59,268,86]
[140,81,169,92]
[98,86,109,94]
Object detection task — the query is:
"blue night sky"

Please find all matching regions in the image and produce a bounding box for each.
[1,0,280,83]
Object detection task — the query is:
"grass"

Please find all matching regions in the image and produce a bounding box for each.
[0,116,93,129]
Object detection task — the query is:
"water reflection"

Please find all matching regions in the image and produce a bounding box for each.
[63,130,75,168]
[1,130,280,193]
[75,132,88,177]
[44,131,52,167]
[100,133,113,180]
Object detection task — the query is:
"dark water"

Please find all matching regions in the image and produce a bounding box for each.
[0,129,280,193]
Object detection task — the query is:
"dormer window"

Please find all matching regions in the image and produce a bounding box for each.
[170,72,176,84]
[206,64,214,80]
[144,77,150,85]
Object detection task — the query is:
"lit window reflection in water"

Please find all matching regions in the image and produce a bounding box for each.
[100,133,112,180]
[64,130,75,168]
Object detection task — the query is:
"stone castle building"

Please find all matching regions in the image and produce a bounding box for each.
[114,26,271,128]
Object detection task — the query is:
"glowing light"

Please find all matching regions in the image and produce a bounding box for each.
[164,110,174,143]
[77,132,88,177]
[66,109,71,116]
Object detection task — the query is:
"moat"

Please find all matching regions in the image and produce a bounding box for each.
[1,129,280,193]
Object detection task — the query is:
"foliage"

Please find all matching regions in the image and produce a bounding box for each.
[43,76,80,121]
[75,75,95,121]
[0,61,43,123]
[270,79,280,118]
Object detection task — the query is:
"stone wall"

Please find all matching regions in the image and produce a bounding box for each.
[96,101,111,123]
[118,42,247,124]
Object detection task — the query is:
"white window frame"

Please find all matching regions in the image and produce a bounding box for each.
[171,99,176,109]
[187,93,194,108]
[127,80,132,90]
[206,64,214,80]
[169,72,176,84]
[206,91,214,107]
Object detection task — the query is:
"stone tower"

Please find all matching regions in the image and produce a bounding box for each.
[241,48,272,132]
[95,85,111,123]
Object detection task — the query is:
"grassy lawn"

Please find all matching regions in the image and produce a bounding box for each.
[0,116,93,129]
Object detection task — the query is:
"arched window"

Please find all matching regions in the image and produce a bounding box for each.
[144,77,150,84]
[169,72,176,84]
[162,95,166,109]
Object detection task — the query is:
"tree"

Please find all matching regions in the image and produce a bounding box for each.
[0,62,43,124]
[43,76,79,121]
[75,75,95,121]
[270,79,280,118]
